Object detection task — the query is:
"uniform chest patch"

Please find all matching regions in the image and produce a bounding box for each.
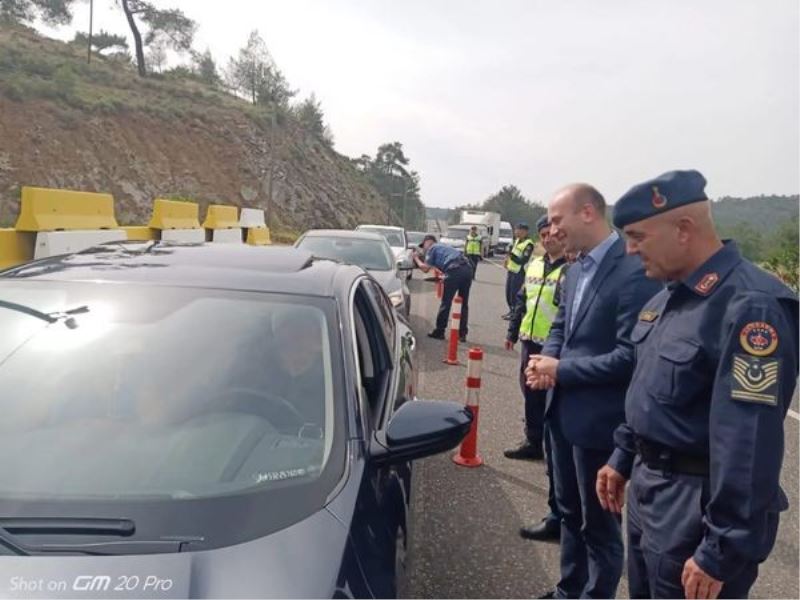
[739,321,779,356]
[731,354,779,406]
[639,310,659,322]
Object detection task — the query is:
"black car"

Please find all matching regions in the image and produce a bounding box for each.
[0,242,472,598]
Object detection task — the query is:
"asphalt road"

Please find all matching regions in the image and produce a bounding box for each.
[404,257,799,599]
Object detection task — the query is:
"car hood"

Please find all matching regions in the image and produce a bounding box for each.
[0,509,351,599]
[439,237,465,248]
[367,269,402,294]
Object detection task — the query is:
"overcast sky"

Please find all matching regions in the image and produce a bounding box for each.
[44,0,799,208]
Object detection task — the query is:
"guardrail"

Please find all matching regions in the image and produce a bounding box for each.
[0,186,272,270]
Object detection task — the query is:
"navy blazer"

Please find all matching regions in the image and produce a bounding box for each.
[542,237,662,450]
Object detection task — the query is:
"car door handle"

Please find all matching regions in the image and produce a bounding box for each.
[404,332,416,351]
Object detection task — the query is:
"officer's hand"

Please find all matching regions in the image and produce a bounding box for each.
[681,557,723,600]
[504,339,515,351]
[596,464,627,514]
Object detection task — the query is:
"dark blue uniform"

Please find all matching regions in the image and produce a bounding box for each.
[425,243,473,338]
[608,241,799,598]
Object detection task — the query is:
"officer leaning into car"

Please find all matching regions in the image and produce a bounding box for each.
[465,225,482,280]
[503,222,536,319]
[413,235,473,342]
[596,170,799,599]
[504,214,567,542]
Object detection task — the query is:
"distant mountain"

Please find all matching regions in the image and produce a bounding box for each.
[711,195,798,234]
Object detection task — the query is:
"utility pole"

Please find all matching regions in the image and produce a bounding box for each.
[87,0,94,64]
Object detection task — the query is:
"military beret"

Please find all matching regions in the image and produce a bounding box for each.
[613,170,708,228]
[535,215,550,232]
[516,222,529,230]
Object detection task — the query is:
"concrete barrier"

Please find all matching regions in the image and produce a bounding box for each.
[239,208,271,246]
[148,198,205,243]
[203,204,242,243]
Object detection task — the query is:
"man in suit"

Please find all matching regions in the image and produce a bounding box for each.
[525,183,662,599]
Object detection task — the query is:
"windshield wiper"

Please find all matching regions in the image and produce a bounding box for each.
[0,301,89,329]
[0,518,200,556]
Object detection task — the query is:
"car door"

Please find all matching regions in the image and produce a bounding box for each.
[349,277,413,598]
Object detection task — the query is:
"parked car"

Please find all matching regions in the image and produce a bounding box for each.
[295,229,412,318]
[355,225,413,280]
[0,242,472,599]
[405,231,429,249]
[439,224,490,257]
[496,221,514,254]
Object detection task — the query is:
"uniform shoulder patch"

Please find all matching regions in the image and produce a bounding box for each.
[731,354,779,406]
[694,272,720,295]
[739,321,779,356]
[639,310,659,322]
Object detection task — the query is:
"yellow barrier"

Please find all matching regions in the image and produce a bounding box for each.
[15,187,119,232]
[0,229,35,269]
[246,227,271,246]
[203,205,239,230]
[122,226,158,241]
[148,199,201,230]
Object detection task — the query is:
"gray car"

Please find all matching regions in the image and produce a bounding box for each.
[295,230,412,318]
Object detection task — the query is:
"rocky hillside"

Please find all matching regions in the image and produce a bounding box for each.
[0,25,388,236]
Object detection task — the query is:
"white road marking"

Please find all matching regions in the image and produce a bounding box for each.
[788,409,800,422]
[484,258,506,270]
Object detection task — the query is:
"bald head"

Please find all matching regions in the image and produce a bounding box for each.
[548,183,611,254]
[622,199,722,281]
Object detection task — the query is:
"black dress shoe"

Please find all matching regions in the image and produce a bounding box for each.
[503,441,544,461]
[519,518,561,542]
[501,313,512,320]
[459,335,467,343]
[427,331,445,340]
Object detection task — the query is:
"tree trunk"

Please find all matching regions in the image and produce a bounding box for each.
[121,0,146,77]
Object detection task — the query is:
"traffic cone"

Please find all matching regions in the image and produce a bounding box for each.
[453,347,484,467]
[443,295,462,365]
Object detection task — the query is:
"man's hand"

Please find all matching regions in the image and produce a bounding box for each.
[504,339,515,351]
[681,558,723,600]
[524,357,556,389]
[528,355,559,380]
[596,464,627,514]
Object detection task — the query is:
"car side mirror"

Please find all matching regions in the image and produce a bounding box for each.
[369,400,473,465]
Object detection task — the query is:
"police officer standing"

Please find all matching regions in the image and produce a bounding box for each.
[596,170,799,599]
[465,225,482,280]
[414,235,473,342]
[505,214,567,541]
[503,222,535,319]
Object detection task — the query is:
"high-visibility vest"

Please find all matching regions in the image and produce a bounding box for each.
[519,257,565,343]
[506,238,534,273]
[465,234,482,256]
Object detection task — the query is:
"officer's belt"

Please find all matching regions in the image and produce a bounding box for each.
[444,258,470,272]
[634,436,709,477]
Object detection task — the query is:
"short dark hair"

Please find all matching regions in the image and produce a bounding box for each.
[419,234,437,247]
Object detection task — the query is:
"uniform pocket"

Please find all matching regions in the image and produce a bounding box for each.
[652,338,704,403]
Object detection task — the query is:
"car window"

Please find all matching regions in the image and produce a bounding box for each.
[298,236,393,271]
[357,227,406,248]
[0,283,340,501]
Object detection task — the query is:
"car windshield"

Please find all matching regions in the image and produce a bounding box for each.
[446,228,470,240]
[357,226,406,248]
[0,282,340,502]
[500,228,513,238]
[406,232,426,245]
[298,236,394,271]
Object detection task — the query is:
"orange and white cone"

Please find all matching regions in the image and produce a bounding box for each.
[453,347,484,467]
[443,295,462,365]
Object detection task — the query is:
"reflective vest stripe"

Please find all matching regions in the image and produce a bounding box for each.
[519,257,564,343]
[506,238,534,273]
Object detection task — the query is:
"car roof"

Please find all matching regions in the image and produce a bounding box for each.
[300,229,388,242]
[356,224,405,232]
[0,241,364,298]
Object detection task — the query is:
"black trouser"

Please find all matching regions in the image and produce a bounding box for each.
[434,263,472,337]
[520,340,560,521]
[466,254,479,279]
[505,270,524,311]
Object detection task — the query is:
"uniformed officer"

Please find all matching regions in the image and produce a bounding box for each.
[414,235,473,341]
[596,170,799,599]
[465,225,482,280]
[505,214,567,541]
[503,222,535,319]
